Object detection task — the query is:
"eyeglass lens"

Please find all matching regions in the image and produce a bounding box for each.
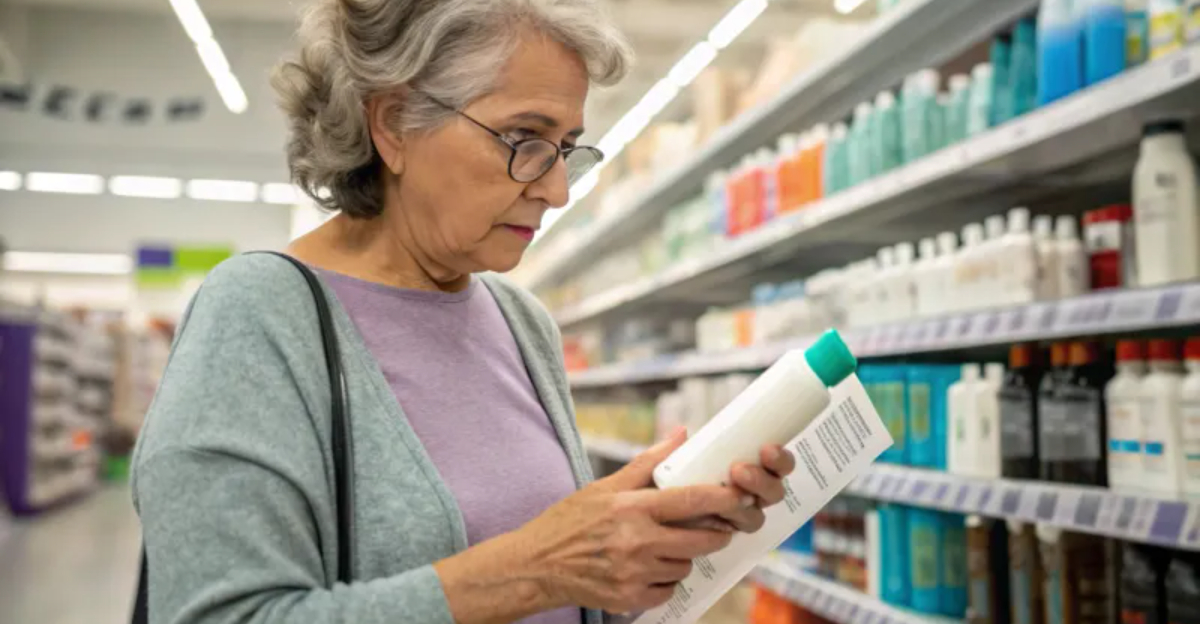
[510,140,601,185]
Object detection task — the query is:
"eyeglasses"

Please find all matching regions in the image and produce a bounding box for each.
[423,95,603,186]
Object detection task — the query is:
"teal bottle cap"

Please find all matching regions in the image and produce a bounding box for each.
[804,329,858,387]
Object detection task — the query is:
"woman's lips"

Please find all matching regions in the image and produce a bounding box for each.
[504,225,536,241]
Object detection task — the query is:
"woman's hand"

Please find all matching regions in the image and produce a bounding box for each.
[433,428,796,623]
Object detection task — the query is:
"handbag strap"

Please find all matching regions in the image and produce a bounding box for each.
[131,252,355,624]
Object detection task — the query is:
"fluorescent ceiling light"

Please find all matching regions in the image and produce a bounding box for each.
[3,251,132,275]
[109,176,183,199]
[834,0,869,14]
[186,179,258,202]
[262,183,301,205]
[212,70,248,114]
[168,0,213,42]
[25,172,104,195]
[195,39,231,76]
[0,171,20,191]
[668,42,719,88]
[709,0,770,48]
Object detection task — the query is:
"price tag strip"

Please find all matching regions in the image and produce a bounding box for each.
[750,558,962,624]
[851,466,1200,553]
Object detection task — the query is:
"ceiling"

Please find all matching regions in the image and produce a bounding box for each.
[0,0,857,139]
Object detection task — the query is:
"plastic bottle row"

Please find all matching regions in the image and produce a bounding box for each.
[789,499,1200,624]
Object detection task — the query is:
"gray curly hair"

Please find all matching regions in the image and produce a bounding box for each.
[271,0,632,218]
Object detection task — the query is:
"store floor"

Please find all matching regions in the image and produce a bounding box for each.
[0,485,751,624]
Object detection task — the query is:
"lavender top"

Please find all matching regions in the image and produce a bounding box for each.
[320,270,581,624]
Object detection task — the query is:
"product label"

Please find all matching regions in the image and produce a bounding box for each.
[1108,396,1142,479]
[1182,401,1200,483]
[1011,567,1034,624]
[1189,2,1200,41]
[1151,2,1185,59]
[1001,391,1036,459]
[1129,10,1150,64]
[1040,398,1066,462]
[634,377,893,624]
[1060,389,1103,461]
[944,524,968,592]
[910,383,932,443]
[880,381,907,454]
[1142,394,1178,478]
[911,524,939,590]
[1046,567,1066,624]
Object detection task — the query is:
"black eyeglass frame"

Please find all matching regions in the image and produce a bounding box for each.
[423,94,603,185]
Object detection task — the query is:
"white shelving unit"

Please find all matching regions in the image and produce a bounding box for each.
[551,46,1200,329]
[750,553,961,624]
[570,280,1200,388]
[581,437,1200,552]
[846,465,1200,552]
[523,0,1042,293]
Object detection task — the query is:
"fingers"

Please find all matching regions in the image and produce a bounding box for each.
[635,484,745,523]
[761,445,796,479]
[601,427,688,492]
[730,463,787,507]
[650,525,735,560]
[720,506,767,533]
[644,557,695,585]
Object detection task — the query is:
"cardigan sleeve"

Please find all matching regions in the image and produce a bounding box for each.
[131,255,457,624]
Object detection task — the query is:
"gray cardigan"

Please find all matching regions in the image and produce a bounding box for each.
[132,253,602,624]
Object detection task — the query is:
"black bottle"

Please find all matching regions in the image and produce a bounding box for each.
[1038,343,1070,482]
[1001,343,1042,479]
[1054,341,1112,486]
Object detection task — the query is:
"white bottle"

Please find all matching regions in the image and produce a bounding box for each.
[847,259,880,328]
[890,242,918,322]
[948,364,981,476]
[1106,340,1147,491]
[1140,339,1186,495]
[872,247,897,325]
[1033,215,1061,301]
[654,330,858,489]
[914,238,938,317]
[1001,207,1039,306]
[1179,338,1200,496]
[1055,215,1088,299]
[957,224,987,311]
[982,215,1008,308]
[1134,120,1200,286]
[975,363,1005,478]
[1188,0,1200,42]
[933,231,959,315]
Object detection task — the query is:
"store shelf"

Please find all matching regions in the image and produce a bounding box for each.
[524,0,1041,292]
[847,464,1200,552]
[581,436,647,463]
[569,280,1200,388]
[552,47,1200,329]
[750,553,960,624]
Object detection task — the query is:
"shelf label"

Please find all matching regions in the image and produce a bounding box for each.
[1150,502,1188,544]
[1113,496,1140,533]
[1156,287,1185,321]
[1056,295,1113,332]
[966,311,1003,342]
[1052,490,1083,527]
[931,482,950,506]
[933,317,954,343]
[978,485,998,515]
[1132,498,1160,538]
[1110,290,1163,327]
[909,480,929,501]
[1176,284,1200,323]
[1171,53,1193,81]
[1000,307,1029,337]
[1180,505,1200,548]
[1001,488,1022,515]
[954,315,976,340]
[1036,491,1059,521]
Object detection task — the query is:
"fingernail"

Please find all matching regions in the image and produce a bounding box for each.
[672,426,688,439]
[766,447,781,463]
[741,495,756,508]
[738,465,754,481]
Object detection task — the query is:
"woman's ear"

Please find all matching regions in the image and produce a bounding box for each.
[367,93,405,176]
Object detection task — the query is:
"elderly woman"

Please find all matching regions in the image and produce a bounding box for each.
[132,1,797,623]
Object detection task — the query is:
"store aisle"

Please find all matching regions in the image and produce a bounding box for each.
[0,485,141,624]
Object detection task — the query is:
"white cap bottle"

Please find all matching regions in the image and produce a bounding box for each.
[932,232,959,315]
[1032,215,1059,300]
[977,363,1006,478]
[654,330,858,488]
[949,364,981,476]
[1002,207,1037,305]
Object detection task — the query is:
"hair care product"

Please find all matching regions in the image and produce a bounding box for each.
[950,365,982,476]
[654,330,857,488]
[1107,340,1148,490]
[1034,215,1062,300]
[1039,0,1086,105]
[968,63,996,136]
[1010,520,1047,624]
[1055,216,1089,299]
[1057,342,1113,486]
[1084,204,1135,289]
[911,508,945,613]
[1150,0,1185,59]
[977,363,1007,478]
[1141,339,1185,495]
[1012,18,1040,117]
[1085,0,1129,85]
[1134,120,1200,286]
[1002,344,1043,479]
[942,512,969,617]
[1128,0,1152,65]
[881,503,911,606]
[1180,338,1200,496]
[968,516,1012,624]
[1040,343,1071,481]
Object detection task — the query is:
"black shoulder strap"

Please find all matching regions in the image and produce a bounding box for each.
[131,252,355,624]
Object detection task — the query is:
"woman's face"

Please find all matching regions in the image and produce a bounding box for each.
[378,32,591,279]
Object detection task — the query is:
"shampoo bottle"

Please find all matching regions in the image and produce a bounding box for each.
[910,507,945,614]
[1106,340,1148,491]
[941,513,969,618]
[1054,216,1089,299]
[967,63,996,137]
[1034,215,1061,301]
[1141,339,1185,495]
[1039,0,1086,105]
[1001,344,1043,480]
[1133,120,1200,286]
[1127,0,1152,65]
[977,363,1007,479]
[947,74,973,144]
[934,231,959,314]
[1003,207,1039,305]
[876,91,903,173]
[1180,337,1200,496]
[881,504,912,606]
[1085,0,1129,85]
[654,330,857,488]
[1150,0,1185,59]
[949,365,982,476]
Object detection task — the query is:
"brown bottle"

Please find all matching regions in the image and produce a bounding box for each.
[1002,344,1043,479]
